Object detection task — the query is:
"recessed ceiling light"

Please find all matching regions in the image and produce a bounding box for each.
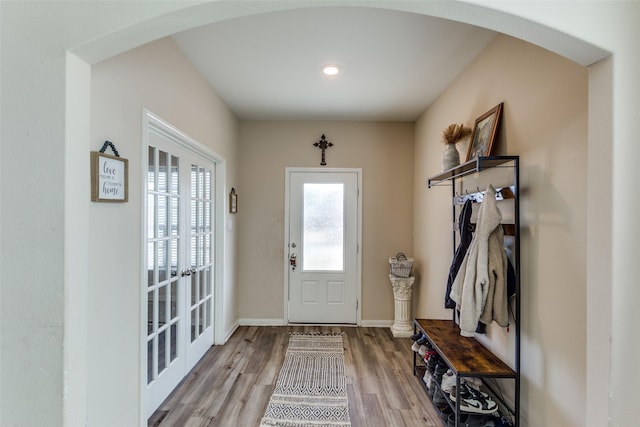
[322,64,341,76]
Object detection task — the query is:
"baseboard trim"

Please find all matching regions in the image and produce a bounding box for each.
[236,319,393,328]
[223,321,240,343]
[361,320,394,328]
[239,318,287,326]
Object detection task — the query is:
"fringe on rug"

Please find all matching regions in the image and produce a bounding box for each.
[289,331,346,336]
[261,420,350,427]
[261,421,350,427]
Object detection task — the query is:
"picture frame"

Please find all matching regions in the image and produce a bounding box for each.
[466,103,503,162]
[229,188,237,214]
[91,151,128,202]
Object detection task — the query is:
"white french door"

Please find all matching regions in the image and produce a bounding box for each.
[286,169,361,324]
[145,120,215,416]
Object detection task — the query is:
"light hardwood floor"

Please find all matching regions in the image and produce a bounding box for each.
[149,326,445,427]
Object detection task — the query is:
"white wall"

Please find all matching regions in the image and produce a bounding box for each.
[89,37,239,426]
[1,1,638,427]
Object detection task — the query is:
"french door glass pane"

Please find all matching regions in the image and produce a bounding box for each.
[158,151,167,192]
[170,197,179,236]
[147,290,154,334]
[147,339,153,384]
[170,323,177,362]
[158,330,166,373]
[158,240,168,282]
[170,282,177,319]
[148,194,156,239]
[302,183,344,271]
[158,196,167,238]
[191,309,196,342]
[148,242,155,287]
[191,274,197,306]
[171,155,179,194]
[148,147,156,191]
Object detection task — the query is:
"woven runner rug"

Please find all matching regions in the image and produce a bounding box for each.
[259,333,351,427]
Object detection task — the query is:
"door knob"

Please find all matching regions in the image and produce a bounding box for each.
[181,267,196,277]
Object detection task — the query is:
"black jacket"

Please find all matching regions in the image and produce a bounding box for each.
[444,200,473,309]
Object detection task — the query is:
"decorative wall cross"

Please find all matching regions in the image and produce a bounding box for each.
[313,134,334,166]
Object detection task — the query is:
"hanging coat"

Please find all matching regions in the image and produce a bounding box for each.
[444,199,473,309]
[450,185,508,337]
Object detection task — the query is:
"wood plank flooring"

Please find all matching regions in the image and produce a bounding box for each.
[149,326,445,427]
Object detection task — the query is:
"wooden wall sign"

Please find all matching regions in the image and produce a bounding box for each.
[91,141,128,202]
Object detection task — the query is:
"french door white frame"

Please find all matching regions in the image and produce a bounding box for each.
[140,110,226,420]
[283,167,362,325]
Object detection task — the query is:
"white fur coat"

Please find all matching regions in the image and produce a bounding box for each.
[450,185,509,337]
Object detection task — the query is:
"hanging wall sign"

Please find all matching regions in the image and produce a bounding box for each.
[229,188,238,213]
[91,141,129,202]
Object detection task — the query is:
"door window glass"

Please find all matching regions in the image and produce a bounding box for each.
[302,183,344,271]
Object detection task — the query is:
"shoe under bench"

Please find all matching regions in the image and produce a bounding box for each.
[413,318,518,426]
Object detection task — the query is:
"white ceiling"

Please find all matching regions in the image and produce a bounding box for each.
[172,7,497,122]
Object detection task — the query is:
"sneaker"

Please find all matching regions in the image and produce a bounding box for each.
[427,376,436,399]
[439,406,454,423]
[410,331,424,341]
[411,342,420,353]
[432,388,448,406]
[426,353,441,373]
[434,363,449,384]
[441,370,456,394]
[423,371,431,386]
[416,336,428,345]
[464,377,484,390]
[418,345,429,357]
[450,384,497,415]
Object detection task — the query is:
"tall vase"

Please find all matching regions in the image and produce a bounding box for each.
[442,143,460,171]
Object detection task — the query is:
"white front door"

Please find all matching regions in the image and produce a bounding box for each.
[286,170,360,324]
[145,120,216,416]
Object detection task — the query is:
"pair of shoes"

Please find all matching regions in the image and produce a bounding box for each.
[422,349,437,362]
[434,362,449,384]
[450,383,497,415]
[426,353,441,373]
[447,412,496,427]
[416,335,429,346]
[420,344,437,357]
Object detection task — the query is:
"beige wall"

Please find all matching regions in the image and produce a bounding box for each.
[238,121,414,324]
[414,34,588,427]
[89,38,239,426]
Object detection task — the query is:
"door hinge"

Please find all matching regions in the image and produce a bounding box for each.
[356,300,359,310]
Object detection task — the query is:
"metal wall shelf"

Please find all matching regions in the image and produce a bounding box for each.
[428,156,519,188]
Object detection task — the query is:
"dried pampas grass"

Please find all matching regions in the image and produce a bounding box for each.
[442,123,472,144]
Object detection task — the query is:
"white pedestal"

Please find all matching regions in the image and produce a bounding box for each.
[389,275,415,338]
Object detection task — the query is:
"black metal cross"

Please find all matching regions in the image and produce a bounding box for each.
[313,134,334,166]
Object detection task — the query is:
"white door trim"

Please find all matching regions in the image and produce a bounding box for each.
[140,109,227,419]
[283,167,362,325]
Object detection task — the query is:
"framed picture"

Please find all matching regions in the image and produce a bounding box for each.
[91,151,128,202]
[229,188,237,214]
[466,103,503,162]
